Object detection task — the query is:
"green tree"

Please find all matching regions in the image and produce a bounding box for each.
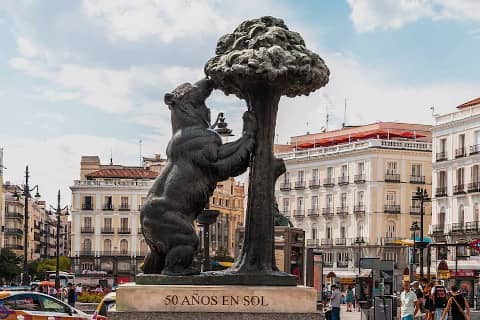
[36,256,71,275]
[0,249,22,283]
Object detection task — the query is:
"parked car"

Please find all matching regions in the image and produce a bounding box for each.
[0,291,89,320]
[92,292,116,320]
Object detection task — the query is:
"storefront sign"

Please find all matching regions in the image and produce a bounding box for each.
[450,270,475,277]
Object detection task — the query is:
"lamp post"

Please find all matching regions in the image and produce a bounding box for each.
[409,221,420,282]
[412,187,431,280]
[355,237,365,275]
[13,165,41,286]
[49,190,69,290]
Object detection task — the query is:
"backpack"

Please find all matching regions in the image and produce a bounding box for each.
[434,286,448,308]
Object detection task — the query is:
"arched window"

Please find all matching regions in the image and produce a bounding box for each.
[83,238,92,253]
[386,222,396,237]
[120,239,128,254]
[439,207,446,227]
[458,205,465,224]
[140,239,148,254]
[104,239,112,253]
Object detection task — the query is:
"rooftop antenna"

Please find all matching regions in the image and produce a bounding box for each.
[0,148,5,176]
[325,105,329,132]
[342,98,347,128]
[109,149,113,165]
[306,121,310,135]
[139,140,143,166]
[430,106,435,116]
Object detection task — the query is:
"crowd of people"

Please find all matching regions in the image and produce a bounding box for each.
[399,278,471,320]
[31,283,108,307]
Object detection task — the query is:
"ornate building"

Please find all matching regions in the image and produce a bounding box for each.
[275,122,432,286]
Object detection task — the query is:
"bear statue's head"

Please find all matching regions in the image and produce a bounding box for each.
[164,78,214,132]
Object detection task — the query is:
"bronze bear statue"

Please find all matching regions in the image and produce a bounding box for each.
[140,78,256,275]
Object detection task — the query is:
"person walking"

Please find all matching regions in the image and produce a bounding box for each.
[346,285,354,312]
[330,285,342,320]
[399,280,419,320]
[431,279,448,320]
[412,281,423,319]
[441,285,470,320]
[423,281,435,320]
[67,283,76,307]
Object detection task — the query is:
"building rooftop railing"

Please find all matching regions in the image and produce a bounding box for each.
[73,180,153,188]
[276,139,432,161]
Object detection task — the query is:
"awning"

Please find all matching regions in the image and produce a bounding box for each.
[393,237,432,246]
[400,131,426,139]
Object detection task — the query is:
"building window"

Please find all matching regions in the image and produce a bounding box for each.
[297,197,304,210]
[219,198,223,206]
[212,197,216,205]
[311,223,318,240]
[341,193,347,208]
[340,225,346,238]
[458,205,464,224]
[438,207,446,227]
[341,164,348,177]
[326,194,333,208]
[118,262,130,271]
[283,198,290,213]
[386,161,398,174]
[120,239,128,254]
[225,199,230,208]
[120,196,129,210]
[297,170,304,183]
[472,165,479,183]
[386,222,396,237]
[358,224,364,238]
[104,218,112,229]
[83,239,92,253]
[82,196,93,210]
[386,192,396,205]
[356,191,364,205]
[357,162,365,175]
[311,196,318,210]
[104,196,113,210]
[83,217,92,228]
[284,172,290,183]
[312,169,319,182]
[457,167,465,186]
[327,167,334,179]
[459,134,465,149]
[104,239,112,252]
[440,138,447,153]
[326,226,332,239]
[411,164,422,177]
[474,203,479,222]
[120,218,129,230]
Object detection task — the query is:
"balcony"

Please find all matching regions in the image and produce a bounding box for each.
[294,180,306,189]
[453,184,466,195]
[410,206,421,215]
[455,147,466,158]
[470,144,480,155]
[431,224,445,236]
[465,221,480,233]
[336,206,348,216]
[307,209,319,217]
[81,203,94,210]
[384,205,400,214]
[335,238,346,246]
[81,227,95,234]
[4,228,23,235]
[279,182,291,191]
[385,173,400,183]
[293,210,305,218]
[323,178,334,187]
[354,174,366,183]
[338,176,349,185]
[77,250,94,257]
[102,204,114,211]
[450,223,464,234]
[5,244,23,250]
[119,204,130,211]
[306,239,319,247]
[322,207,334,217]
[309,179,320,189]
[337,261,348,268]
[468,182,480,193]
[410,175,425,184]
[435,187,447,197]
[353,205,365,214]
[323,261,334,268]
[118,228,131,234]
[321,239,333,246]
[436,152,447,162]
[4,212,23,219]
[101,227,114,234]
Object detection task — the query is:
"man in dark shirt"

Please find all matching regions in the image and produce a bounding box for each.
[67,283,76,307]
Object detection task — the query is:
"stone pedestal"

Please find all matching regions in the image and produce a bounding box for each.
[109,283,324,320]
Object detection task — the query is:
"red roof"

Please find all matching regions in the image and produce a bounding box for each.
[86,168,158,179]
[457,97,480,109]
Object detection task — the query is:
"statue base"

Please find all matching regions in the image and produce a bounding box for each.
[109,283,324,319]
[136,270,297,286]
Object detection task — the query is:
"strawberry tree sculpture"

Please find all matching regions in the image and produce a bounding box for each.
[205,16,329,284]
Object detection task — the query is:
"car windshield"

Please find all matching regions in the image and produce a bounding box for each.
[39,295,70,314]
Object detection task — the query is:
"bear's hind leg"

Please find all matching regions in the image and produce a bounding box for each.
[162,244,199,276]
[142,247,165,274]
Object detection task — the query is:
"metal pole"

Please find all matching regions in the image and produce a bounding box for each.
[427,244,431,280]
[22,166,29,286]
[409,230,414,282]
[358,241,361,274]
[420,196,424,280]
[455,246,458,287]
[203,224,210,271]
[55,190,61,290]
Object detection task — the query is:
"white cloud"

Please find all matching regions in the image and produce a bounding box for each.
[82,0,229,42]
[347,0,480,32]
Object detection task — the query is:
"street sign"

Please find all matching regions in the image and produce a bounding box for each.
[469,239,480,253]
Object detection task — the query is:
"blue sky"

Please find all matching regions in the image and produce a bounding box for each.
[0,0,479,206]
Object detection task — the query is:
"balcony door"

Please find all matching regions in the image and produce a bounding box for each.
[297,170,304,183]
[438,207,446,227]
[104,239,112,252]
[296,197,304,211]
[386,191,396,206]
[457,167,465,186]
[312,169,319,183]
[283,198,290,213]
[341,164,348,177]
[284,172,290,183]
[386,161,398,175]
[341,193,347,208]
[83,217,92,228]
[472,165,479,183]
[411,164,422,177]
[326,194,333,209]
[386,222,396,238]
[311,196,318,210]
[458,205,464,224]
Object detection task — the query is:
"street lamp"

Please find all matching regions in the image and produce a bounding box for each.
[13,165,41,285]
[409,221,420,282]
[412,187,430,280]
[49,190,69,290]
[355,237,365,275]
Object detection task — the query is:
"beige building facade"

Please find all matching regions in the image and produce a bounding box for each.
[431,97,480,274]
[275,122,432,285]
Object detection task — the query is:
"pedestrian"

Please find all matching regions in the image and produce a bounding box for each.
[75,283,82,301]
[412,281,423,319]
[330,284,342,320]
[440,285,470,320]
[400,280,419,320]
[67,283,76,307]
[423,281,435,320]
[346,285,354,312]
[431,279,448,320]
